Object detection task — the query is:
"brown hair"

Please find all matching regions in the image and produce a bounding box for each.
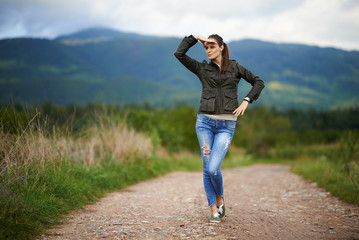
[208,34,230,74]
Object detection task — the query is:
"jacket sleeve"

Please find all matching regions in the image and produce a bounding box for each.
[236,62,265,103]
[174,35,201,75]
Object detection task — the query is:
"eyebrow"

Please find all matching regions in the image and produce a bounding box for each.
[205,43,217,47]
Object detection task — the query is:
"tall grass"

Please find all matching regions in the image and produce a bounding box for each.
[1,111,152,167]
[291,131,359,204]
[0,109,156,239]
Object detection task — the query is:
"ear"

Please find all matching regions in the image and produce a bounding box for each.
[220,45,224,51]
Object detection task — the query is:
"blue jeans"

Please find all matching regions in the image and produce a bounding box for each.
[195,113,236,206]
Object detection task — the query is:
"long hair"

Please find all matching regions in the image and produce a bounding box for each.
[208,34,230,74]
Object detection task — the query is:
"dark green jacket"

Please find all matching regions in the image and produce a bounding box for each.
[174,35,265,115]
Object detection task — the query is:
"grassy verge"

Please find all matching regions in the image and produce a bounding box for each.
[0,109,162,240]
[291,132,359,205]
[0,155,200,240]
[291,156,359,204]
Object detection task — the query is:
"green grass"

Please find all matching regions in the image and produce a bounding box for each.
[291,132,359,205]
[291,157,359,205]
[0,156,177,240]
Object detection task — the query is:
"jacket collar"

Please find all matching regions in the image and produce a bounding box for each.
[209,60,221,70]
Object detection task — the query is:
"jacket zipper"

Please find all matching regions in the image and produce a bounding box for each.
[217,68,223,113]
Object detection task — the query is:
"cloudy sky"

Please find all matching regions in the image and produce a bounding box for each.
[0,0,358,50]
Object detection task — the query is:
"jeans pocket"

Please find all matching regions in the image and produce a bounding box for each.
[196,114,209,124]
[224,120,236,130]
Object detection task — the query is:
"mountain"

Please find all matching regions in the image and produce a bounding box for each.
[0,27,358,109]
[230,39,359,108]
[55,27,141,45]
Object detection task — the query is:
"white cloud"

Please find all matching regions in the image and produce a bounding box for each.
[0,0,358,50]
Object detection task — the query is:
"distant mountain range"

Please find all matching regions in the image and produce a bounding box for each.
[0,27,358,109]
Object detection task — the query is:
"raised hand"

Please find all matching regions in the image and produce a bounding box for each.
[195,35,216,47]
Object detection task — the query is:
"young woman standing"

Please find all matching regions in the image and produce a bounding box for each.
[174,34,265,223]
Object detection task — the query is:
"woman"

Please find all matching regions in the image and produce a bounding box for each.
[174,34,265,223]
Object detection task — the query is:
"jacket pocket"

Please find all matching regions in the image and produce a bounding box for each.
[199,91,216,112]
[224,90,239,111]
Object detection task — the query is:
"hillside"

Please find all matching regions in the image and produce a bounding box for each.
[0,27,358,109]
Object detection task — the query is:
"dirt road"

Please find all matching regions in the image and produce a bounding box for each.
[42,164,359,240]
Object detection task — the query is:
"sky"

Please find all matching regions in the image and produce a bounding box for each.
[0,0,359,51]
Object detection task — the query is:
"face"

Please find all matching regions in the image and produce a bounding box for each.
[204,39,223,61]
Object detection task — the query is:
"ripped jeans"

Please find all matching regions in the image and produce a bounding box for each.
[195,113,236,206]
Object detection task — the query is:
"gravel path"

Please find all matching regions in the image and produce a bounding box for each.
[41,164,359,240]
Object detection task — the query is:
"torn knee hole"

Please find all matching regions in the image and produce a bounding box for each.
[202,144,211,156]
[204,149,211,156]
[224,138,231,150]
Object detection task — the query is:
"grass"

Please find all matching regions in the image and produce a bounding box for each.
[292,156,359,204]
[0,110,157,239]
[0,156,180,239]
[290,133,359,205]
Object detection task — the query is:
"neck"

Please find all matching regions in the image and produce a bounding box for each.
[212,55,222,69]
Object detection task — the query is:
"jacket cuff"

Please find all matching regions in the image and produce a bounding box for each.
[244,96,253,103]
[188,35,198,44]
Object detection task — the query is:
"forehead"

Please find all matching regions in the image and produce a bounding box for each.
[204,42,218,48]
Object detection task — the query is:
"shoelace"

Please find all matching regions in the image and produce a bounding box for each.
[217,204,224,214]
[213,213,220,218]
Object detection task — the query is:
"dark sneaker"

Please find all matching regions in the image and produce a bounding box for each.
[209,213,221,223]
[218,203,225,219]
[217,197,225,218]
